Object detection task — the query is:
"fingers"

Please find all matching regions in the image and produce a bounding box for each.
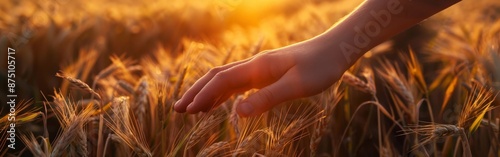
[236,67,303,117]
[185,56,281,113]
[173,59,249,113]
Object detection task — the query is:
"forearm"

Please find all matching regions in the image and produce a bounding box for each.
[312,0,461,66]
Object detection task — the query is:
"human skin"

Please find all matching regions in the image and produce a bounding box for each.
[174,0,461,117]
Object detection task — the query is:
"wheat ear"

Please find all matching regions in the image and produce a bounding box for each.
[186,114,224,150]
[134,77,148,125]
[197,141,229,157]
[273,119,305,153]
[342,71,375,95]
[56,72,101,100]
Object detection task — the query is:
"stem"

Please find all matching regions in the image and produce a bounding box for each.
[377,109,382,157]
[40,112,50,155]
[103,134,112,157]
[453,139,460,157]
[459,128,472,157]
[97,114,104,157]
[91,76,104,157]
[335,97,404,156]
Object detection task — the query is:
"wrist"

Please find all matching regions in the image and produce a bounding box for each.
[316,0,461,63]
[320,0,405,64]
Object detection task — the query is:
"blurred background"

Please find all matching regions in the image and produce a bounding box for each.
[1,0,500,156]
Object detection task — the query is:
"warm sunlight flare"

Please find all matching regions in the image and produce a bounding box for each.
[219,0,289,24]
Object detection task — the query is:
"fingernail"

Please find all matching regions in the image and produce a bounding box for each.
[174,100,181,107]
[239,102,254,116]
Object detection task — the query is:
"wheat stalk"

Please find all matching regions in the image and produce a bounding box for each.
[377,60,415,105]
[69,128,88,157]
[458,83,495,133]
[112,97,131,132]
[273,119,305,153]
[309,113,326,156]
[51,106,93,157]
[0,100,40,129]
[19,133,46,157]
[134,77,149,125]
[391,76,414,105]
[403,124,461,151]
[56,72,102,100]
[110,134,152,157]
[173,66,188,100]
[310,84,343,156]
[361,67,377,94]
[197,141,228,157]
[117,80,135,94]
[233,128,272,156]
[106,98,152,157]
[342,71,375,95]
[230,95,243,137]
[186,114,224,150]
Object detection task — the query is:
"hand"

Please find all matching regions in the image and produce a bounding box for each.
[174,38,349,117]
[173,0,461,117]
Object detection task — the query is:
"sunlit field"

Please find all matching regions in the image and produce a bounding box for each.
[1,0,500,156]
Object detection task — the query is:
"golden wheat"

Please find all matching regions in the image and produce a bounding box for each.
[3,0,500,156]
[56,72,102,100]
[342,71,375,95]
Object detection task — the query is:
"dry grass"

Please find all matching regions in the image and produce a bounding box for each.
[1,0,500,156]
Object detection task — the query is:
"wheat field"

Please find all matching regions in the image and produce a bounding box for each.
[1,0,500,156]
